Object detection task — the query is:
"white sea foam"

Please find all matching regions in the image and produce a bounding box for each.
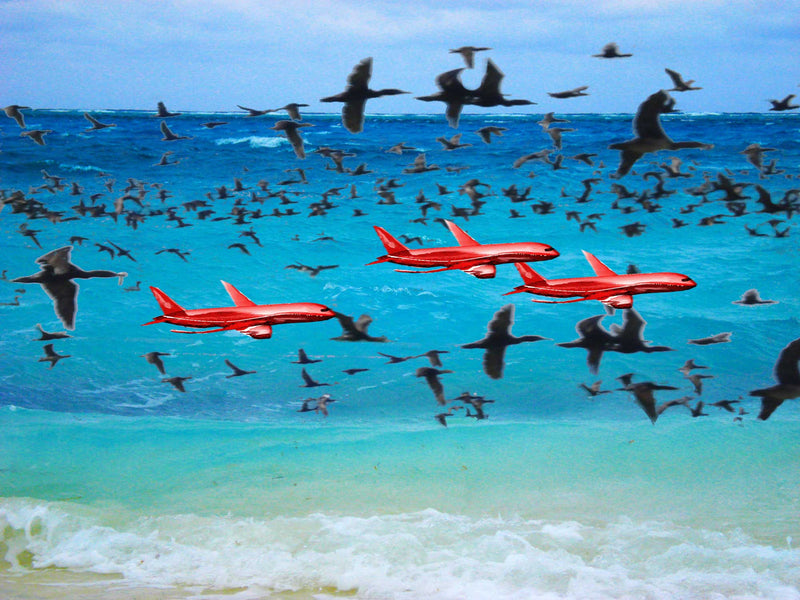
[2,501,798,600]
[214,136,287,148]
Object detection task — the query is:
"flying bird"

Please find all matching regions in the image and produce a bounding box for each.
[320,57,409,133]
[415,68,472,129]
[163,376,191,392]
[733,289,777,305]
[664,68,702,92]
[557,314,616,374]
[3,104,30,128]
[461,304,548,379]
[416,367,453,405]
[38,343,70,369]
[330,311,389,342]
[593,43,632,58]
[547,86,589,99]
[448,46,491,68]
[608,90,713,177]
[688,332,731,345]
[142,351,171,375]
[617,375,679,424]
[224,359,256,377]
[750,337,800,420]
[84,112,116,131]
[21,130,52,145]
[272,120,313,159]
[12,246,127,330]
[154,101,181,117]
[768,94,799,111]
[300,368,331,388]
[160,120,191,141]
[268,103,310,121]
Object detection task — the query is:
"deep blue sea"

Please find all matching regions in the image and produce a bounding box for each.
[1,109,799,599]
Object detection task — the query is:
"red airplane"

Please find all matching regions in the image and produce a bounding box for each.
[367,219,559,278]
[504,251,696,308]
[143,281,335,339]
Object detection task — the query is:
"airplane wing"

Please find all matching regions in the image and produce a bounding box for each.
[445,220,481,246]
[530,286,634,304]
[169,316,269,335]
[395,259,495,277]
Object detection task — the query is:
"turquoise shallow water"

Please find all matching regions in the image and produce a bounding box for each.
[1,110,799,598]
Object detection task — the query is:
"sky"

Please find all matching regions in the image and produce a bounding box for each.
[1,0,799,115]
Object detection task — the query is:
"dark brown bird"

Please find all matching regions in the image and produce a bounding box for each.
[461,304,548,379]
[416,367,453,405]
[593,43,632,58]
[609,90,712,178]
[39,343,70,369]
[320,57,409,133]
[13,246,127,330]
[330,311,389,342]
[271,120,313,159]
[142,351,170,375]
[448,46,491,68]
[224,359,256,377]
[163,376,191,392]
[750,337,800,420]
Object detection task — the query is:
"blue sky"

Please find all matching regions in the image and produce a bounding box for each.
[2,0,798,114]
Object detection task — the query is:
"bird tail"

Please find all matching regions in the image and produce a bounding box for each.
[147,286,186,317]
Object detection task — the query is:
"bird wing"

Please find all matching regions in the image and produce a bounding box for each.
[774,338,800,384]
[757,397,784,421]
[615,308,646,346]
[615,148,643,177]
[41,279,78,330]
[487,304,514,336]
[474,59,504,99]
[632,387,658,424]
[160,120,175,139]
[285,127,306,159]
[482,345,506,380]
[347,57,373,89]
[342,99,366,134]
[301,368,316,386]
[664,68,684,88]
[354,314,373,333]
[632,90,670,140]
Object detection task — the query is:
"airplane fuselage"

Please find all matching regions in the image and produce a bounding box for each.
[518,272,696,299]
[150,302,335,329]
[385,242,558,267]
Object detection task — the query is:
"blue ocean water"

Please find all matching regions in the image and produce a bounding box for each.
[1,109,799,599]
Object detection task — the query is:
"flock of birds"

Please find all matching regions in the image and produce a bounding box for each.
[2,42,799,425]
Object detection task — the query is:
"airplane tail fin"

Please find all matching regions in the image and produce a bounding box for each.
[148,286,185,316]
[373,226,409,254]
[445,220,480,246]
[221,281,256,307]
[582,250,617,276]
[515,262,548,285]
[504,262,547,295]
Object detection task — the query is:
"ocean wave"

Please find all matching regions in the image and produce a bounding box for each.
[214,136,288,148]
[1,501,798,600]
[56,163,108,173]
